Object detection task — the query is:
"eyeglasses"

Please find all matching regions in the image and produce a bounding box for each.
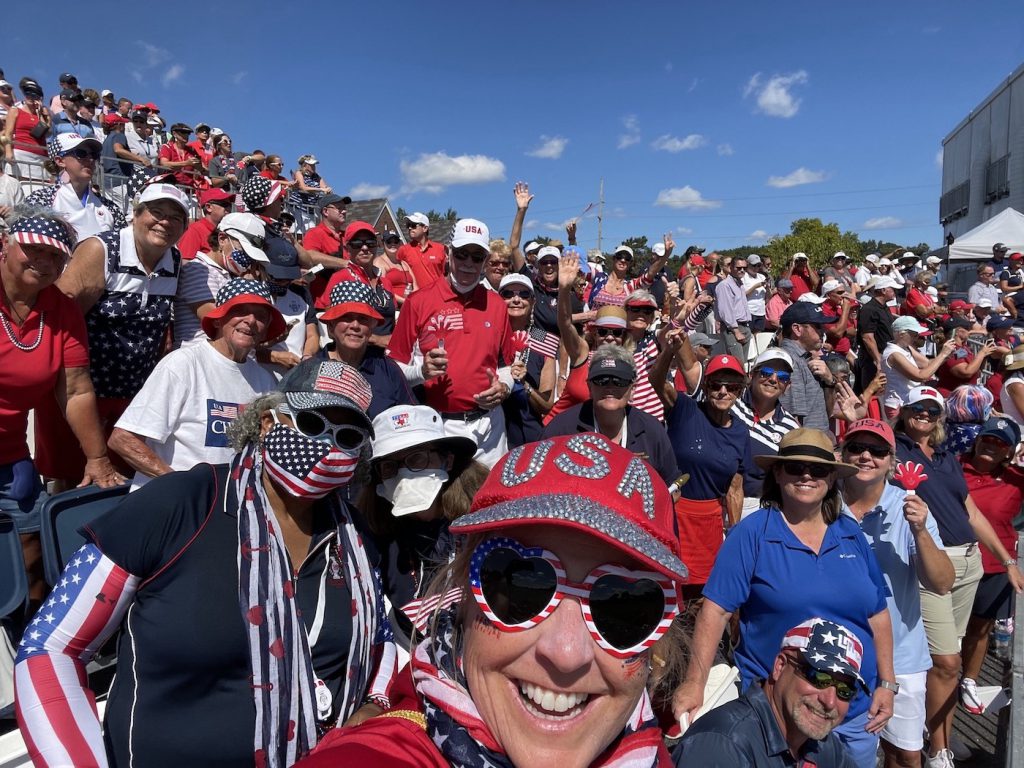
[591,375,632,388]
[908,403,942,418]
[63,148,100,161]
[347,238,377,251]
[499,288,533,300]
[144,205,186,226]
[470,537,677,657]
[614,254,633,263]
[278,408,369,451]
[785,657,857,702]
[626,306,656,316]
[706,379,744,394]
[780,460,833,479]
[756,367,792,384]
[452,249,486,264]
[843,441,892,459]
[595,327,625,339]
[489,260,511,268]
[377,447,444,480]
[732,264,746,271]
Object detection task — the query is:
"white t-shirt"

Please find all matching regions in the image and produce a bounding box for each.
[742,272,767,316]
[51,183,117,240]
[173,253,231,347]
[116,340,276,490]
[881,343,916,409]
[265,287,315,380]
[1002,372,1024,426]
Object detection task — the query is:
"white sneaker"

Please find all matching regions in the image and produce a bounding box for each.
[959,677,985,715]
[925,748,955,768]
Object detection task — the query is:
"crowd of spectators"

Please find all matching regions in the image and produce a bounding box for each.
[1,66,1023,768]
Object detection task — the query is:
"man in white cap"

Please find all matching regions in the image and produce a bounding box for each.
[781,252,820,300]
[397,211,446,290]
[855,276,898,392]
[387,218,515,467]
[854,253,880,288]
[742,255,768,331]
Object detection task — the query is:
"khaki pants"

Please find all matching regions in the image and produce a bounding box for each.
[919,546,983,656]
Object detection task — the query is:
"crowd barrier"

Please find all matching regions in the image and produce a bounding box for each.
[1009,530,1023,767]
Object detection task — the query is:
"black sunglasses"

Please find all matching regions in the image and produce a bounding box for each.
[626,306,656,315]
[780,460,832,479]
[595,327,625,339]
[756,367,792,384]
[347,238,377,250]
[64,148,100,161]
[614,253,633,263]
[843,441,892,459]
[786,657,857,702]
[908,403,942,418]
[707,379,744,394]
[591,375,632,388]
[499,288,533,300]
[452,249,486,264]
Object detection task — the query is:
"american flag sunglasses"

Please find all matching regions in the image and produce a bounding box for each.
[469,537,679,658]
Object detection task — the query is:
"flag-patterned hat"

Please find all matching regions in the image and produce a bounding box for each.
[200,278,286,340]
[319,280,384,324]
[10,215,77,258]
[47,134,102,163]
[277,359,374,433]
[782,617,869,692]
[241,175,283,212]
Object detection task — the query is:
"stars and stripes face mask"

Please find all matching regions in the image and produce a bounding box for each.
[261,422,361,498]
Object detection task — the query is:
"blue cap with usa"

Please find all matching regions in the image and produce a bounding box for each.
[987,316,1016,331]
[782,617,869,693]
[978,416,1021,447]
[780,301,829,327]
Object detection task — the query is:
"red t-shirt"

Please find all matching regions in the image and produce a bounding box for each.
[387,280,514,413]
[302,223,344,303]
[397,240,446,290]
[936,346,978,393]
[789,271,813,301]
[961,459,1024,573]
[158,142,202,186]
[0,283,90,464]
[901,287,933,318]
[820,300,852,354]
[176,217,215,260]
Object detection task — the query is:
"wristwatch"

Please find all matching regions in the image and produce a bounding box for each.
[877,679,900,694]
[1003,558,1018,568]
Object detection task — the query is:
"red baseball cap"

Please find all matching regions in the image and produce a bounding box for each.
[689,255,706,267]
[843,418,895,450]
[451,434,687,583]
[102,113,128,127]
[342,220,377,245]
[1011,252,1024,262]
[145,102,160,113]
[949,299,975,311]
[198,187,234,206]
[705,354,745,377]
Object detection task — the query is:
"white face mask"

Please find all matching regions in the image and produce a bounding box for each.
[448,273,480,294]
[376,467,448,517]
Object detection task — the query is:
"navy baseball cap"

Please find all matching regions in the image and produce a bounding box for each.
[978,416,1021,447]
[780,301,829,327]
[264,238,300,280]
[988,316,1016,331]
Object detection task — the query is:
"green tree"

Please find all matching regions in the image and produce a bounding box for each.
[760,218,862,274]
[394,207,458,228]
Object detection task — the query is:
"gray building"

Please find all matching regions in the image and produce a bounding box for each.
[940,61,1024,239]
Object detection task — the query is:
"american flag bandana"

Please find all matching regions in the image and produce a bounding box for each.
[242,176,283,212]
[262,424,360,498]
[10,215,77,258]
[328,279,374,308]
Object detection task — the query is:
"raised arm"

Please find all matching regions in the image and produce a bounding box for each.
[509,181,533,271]
[557,254,588,366]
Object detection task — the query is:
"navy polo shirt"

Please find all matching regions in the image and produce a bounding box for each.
[666,389,751,501]
[703,507,887,721]
[893,433,974,545]
[85,464,360,767]
[357,346,417,419]
[674,683,856,768]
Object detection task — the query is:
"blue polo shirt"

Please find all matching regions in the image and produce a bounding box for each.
[704,507,887,720]
[667,390,751,501]
[843,483,941,675]
[357,347,417,419]
[893,433,974,545]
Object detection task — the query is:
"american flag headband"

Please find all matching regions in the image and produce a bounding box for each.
[468,536,679,659]
[9,217,76,258]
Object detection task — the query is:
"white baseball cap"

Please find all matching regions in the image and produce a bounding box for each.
[832,251,848,260]
[798,293,827,304]
[404,212,429,227]
[536,246,560,262]
[977,299,994,309]
[524,241,542,254]
[747,254,761,265]
[218,212,268,263]
[753,348,794,370]
[892,315,930,335]
[865,254,880,265]
[651,242,666,257]
[793,252,808,261]
[450,218,490,250]
[614,244,635,258]
[878,258,894,267]
[907,386,943,409]
[926,255,942,266]
[499,273,533,292]
[138,183,190,217]
[821,279,843,294]
[869,276,899,291]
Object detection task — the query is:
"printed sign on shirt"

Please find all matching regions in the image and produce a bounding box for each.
[206,399,241,446]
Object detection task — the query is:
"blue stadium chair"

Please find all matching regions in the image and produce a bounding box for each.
[0,513,28,621]
[39,484,129,586]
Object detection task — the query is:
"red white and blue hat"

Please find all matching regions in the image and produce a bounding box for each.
[782,617,870,692]
[200,278,285,340]
[241,175,284,212]
[319,280,384,324]
[277,359,374,433]
[10,215,77,258]
[47,134,101,162]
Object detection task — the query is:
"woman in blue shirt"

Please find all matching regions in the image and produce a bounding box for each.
[672,428,896,768]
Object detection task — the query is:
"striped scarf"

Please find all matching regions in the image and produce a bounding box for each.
[411,607,667,768]
[234,444,386,767]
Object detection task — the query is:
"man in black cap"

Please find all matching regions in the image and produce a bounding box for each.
[48,72,78,114]
[936,318,1001,392]
[989,241,1009,272]
[778,302,835,431]
[51,88,95,139]
[158,123,203,186]
[301,193,354,301]
[674,618,861,767]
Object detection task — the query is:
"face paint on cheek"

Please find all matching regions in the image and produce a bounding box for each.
[472,612,501,638]
[621,654,647,680]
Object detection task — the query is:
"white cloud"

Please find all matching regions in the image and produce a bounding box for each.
[676,226,694,235]
[618,115,641,149]
[349,183,391,199]
[400,152,506,194]
[717,143,734,157]
[231,71,248,86]
[863,216,903,230]
[654,186,722,210]
[525,219,540,229]
[136,41,171,68]
[922,25,941,35]
[651,134,707,153]
[543,219,576,232]
[935,148,943,168]
[688,77,700,93]
[161,64,184,87]
[526,135,568,159]
[766,167,828,188]
[750,229,769,242]
[744,70,809,118]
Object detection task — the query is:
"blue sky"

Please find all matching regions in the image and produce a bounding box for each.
[5,1,1022,253]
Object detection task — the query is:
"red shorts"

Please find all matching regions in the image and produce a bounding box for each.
[674,496,725,586]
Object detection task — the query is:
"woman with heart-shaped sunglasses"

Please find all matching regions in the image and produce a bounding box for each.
[300,433,688,768]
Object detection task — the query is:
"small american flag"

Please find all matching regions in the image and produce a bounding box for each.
[527,326,560,359]
[210,402,239,419]
[426,312,464,333]
[314,361,373,412]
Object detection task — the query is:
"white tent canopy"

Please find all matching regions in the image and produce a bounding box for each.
[948,207,1024,261]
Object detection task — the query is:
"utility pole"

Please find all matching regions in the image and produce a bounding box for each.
[597,178,604,253]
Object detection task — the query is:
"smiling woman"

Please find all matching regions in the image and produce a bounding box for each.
[299,433,688,768]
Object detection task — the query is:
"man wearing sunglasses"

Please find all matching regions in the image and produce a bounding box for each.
[397,211,446,290]
[714,256,753,365]
[675,617,863,767]
[778,302,836,432]
[388,218,516,467]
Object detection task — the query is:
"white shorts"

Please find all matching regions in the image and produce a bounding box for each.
[880,670,927,751]
[441,406,508,469]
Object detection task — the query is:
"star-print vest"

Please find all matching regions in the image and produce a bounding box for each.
[86,228,181,399]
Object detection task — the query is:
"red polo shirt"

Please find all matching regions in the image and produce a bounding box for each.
[158,142,201,186]
[397,240,446,290]
[0,283,90,464]
[303,223,344,303]
[387,279,514,413]
[176,217,215,260]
